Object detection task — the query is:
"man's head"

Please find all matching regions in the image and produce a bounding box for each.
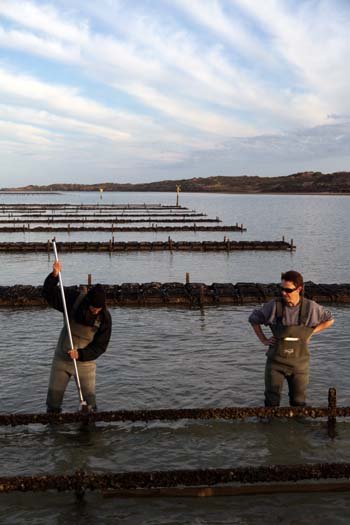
[86,284,106,315]
[280,270,303,305]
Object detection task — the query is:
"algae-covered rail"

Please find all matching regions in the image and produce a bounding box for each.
[1,281,348,307]
[0,225,246,233]
[0,239,292,253]
[2,462,350,497]
[0,388,340,427]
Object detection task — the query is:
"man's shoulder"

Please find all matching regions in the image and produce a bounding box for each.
[264,298,278,307]
[303,297,319,308]
[103,308,112,324]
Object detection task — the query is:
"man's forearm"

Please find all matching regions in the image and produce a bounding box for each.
[312,319,335,335]
[251,324,268,344]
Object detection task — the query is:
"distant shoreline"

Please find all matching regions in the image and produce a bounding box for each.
[1,171,349,195]
[0,191,61,195]
[1,190,349,196]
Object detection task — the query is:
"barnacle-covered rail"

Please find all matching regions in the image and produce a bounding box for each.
[0,387,340,427]
[2,463,350,495]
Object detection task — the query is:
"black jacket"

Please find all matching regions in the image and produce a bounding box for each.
[42,273,112,361]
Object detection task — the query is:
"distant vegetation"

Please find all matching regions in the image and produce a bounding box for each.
[2,171,350,194]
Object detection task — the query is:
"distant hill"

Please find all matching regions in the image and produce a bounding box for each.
[2,171,350,193]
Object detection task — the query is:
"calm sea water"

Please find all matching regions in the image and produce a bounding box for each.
[0,191,349,284]
[0,192,350,524]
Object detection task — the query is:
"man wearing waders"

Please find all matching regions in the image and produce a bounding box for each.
[43,260,112,412]
[249,270,334,406]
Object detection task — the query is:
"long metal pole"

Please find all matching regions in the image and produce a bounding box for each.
[52,240,87,408]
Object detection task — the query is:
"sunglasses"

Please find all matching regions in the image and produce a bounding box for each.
[280,286,298,293]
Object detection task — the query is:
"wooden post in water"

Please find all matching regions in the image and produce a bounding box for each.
[186,272,190,284]
[199,285,204,307]
[328,387,337,438]
[176,185,181,207]
[88,274,92,287]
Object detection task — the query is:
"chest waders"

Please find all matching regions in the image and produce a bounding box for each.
[49,240,99,412]
[47,292,101,413]
[55,293,101,361]
[264,298,315,407]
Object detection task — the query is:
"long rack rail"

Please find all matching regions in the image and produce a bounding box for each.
[1,280,347,307]
[0,388,340,427]
[2,463,350,496]
[0,239,293,252]
[0,225,245,233]
[0,218,221,224]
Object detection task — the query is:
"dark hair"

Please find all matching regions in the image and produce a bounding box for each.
[87,283,106,308]
[281,270,304,290]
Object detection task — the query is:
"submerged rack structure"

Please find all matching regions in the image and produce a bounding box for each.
[2,463,350,497]
[0,390,340,428]
[0,389,348,498]
[1,280,347,307]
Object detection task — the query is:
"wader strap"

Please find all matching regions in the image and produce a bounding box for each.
[275,297,311,326]
[275,298,283,323]
[299,297,311,325]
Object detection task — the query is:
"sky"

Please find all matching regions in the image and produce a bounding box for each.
[0,0,349,186]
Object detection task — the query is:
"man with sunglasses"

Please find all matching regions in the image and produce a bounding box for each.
[249,270,334,407]
[43,260,112,413]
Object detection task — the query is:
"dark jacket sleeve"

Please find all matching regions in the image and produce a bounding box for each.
[77,310,112,362]
[42,273,79,313]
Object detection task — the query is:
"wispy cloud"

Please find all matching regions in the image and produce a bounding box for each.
[0,0,349,185]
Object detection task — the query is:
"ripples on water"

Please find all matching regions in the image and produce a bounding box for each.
[0,193,350,524]
[0,191,349,284]
[1,306,350,523]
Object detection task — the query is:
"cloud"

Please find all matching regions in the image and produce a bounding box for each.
[0,25,80,62]
[0,0,349,184]
[0,104,130,142]
[0,0,89,43]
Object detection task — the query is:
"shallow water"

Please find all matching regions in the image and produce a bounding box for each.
[0,192,349,523]
[0,305,349,522]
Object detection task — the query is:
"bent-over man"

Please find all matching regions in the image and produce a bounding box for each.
[43,260,112,412]
[249,270,334,407]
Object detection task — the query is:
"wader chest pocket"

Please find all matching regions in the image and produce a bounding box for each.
[276,337,300,359]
